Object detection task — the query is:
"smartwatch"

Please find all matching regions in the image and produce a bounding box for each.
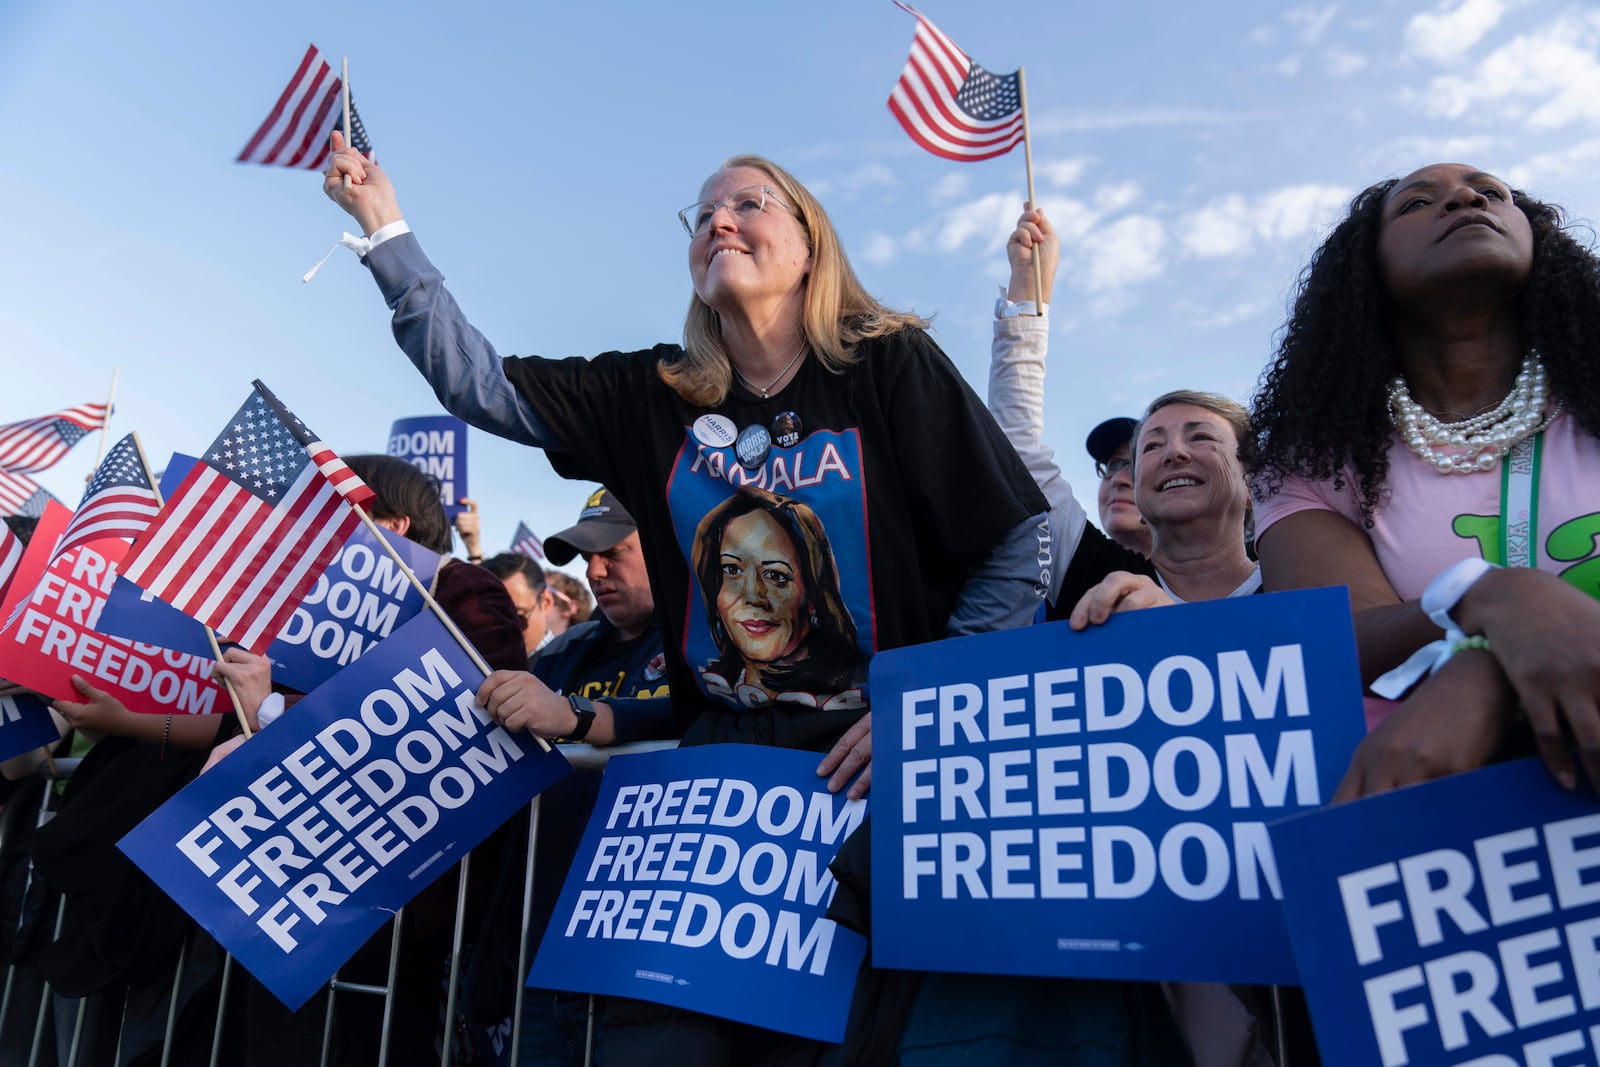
[566,693,597,742]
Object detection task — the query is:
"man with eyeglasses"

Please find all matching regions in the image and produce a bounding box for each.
[483,552,555,656]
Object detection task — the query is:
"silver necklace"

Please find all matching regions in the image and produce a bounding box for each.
[733,344,806,399]
[1388,355,1558,473]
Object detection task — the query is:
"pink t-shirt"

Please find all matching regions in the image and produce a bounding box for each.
[1254,411,1600,601]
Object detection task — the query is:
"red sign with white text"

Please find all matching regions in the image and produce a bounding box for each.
[0,502,223,715]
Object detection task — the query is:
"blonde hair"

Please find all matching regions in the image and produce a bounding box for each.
[660,154,927,406]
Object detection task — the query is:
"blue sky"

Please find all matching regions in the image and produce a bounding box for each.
[3,0,1598,563]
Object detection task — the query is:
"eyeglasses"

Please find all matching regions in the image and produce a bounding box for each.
[677,185,793,237]
[1095,457,1132,480]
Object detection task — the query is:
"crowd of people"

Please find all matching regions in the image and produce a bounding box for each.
[0,143,1593,1067]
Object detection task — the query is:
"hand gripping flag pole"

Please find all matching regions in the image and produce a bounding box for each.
[126,432,256,739]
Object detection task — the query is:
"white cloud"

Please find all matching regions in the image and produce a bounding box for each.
[1269,55,1303,77]
[1504,137,1600,189]
[1325,47,1368,76]
[1404,0,1507,65]
[1417,14,1600,129]
[928,173,969,202]
[1178,184,1351,258]
[859,232,898,266]
[1286,5,1340,43]
[1037,157,1091,187]
[1081,216,1167,292]
[1093,182,1141,213]
[936,193,1024,253]
[1248,24,1277,46]
[1179,195,1254,258]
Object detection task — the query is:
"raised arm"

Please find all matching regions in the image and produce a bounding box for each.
[321,131,559,449]
[986,207,1088,605]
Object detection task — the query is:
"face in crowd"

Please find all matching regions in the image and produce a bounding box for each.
[1096,441,1149,555]
[1133,403,1250,533]
[583,532,655,640]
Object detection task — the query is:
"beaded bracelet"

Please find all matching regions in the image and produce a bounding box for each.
[1449,635,1492,656]
[160,713,172,760]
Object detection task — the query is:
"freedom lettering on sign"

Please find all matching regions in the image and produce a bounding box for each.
[120,610,571,1009]
[388,416,468,519]
[528,745,867,1043]
[1273,758,1600,1067]
[0,503,222,715]
[870,586,1366,984]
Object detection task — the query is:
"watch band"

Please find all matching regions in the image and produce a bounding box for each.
[566,693,596,742]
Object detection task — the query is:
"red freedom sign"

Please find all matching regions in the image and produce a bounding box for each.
[0,502,223,716]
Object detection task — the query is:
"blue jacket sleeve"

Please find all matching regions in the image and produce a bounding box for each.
[945,511,1051,635]
[605,696,681,744]
[363,232,559,449]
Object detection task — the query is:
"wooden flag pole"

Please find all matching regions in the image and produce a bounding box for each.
[88,367,120,472]
[129,433,253,739]
[1017,67,1045,317]
[348,502,553,754]
[341,58,353,191]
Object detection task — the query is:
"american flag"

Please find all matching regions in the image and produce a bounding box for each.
[0,472,52,518]
[0,402,109,474]
[0,524,22,605]
[887,2,1025,162]
[237,44,372,170]
[52,434,160,561]
[121,382,374,654]
[511,521,545,561]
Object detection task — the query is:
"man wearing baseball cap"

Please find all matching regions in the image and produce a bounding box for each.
[1084,416,1151,557]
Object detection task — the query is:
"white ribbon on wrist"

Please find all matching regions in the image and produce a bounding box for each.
[302,232,377,283]
[1370,557,1498,699]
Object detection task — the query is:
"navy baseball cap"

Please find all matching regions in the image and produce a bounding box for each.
[1085,417,1138,463]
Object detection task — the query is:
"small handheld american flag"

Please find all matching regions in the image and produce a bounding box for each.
[122,383,373,654]
[237,44,372,170]
[888,2,1025,162]
[51,434,160,561]
[0,402,109,475]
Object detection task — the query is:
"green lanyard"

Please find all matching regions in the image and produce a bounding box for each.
[1499,432,1544,570]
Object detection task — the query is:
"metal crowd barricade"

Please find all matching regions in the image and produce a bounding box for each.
[0,739,675,1067]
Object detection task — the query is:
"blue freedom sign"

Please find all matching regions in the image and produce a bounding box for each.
[0,692,60,763]
[870,586,1366,985]
[1272,758,1600,1067]
[527,745,868,1043]
[96,455,440,693]
[119,611,571,1010]
[388,416,469,519]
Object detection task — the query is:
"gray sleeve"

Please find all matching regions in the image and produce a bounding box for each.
[987,314,1089,606]
[945,511,1051,635]
[362,232,559,449]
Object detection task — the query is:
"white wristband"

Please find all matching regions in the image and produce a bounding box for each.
[1420,557,1497,633]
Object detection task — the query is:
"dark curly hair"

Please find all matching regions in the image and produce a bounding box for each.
[1249,177,1600,524]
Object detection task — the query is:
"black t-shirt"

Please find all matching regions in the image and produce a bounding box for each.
[1048,522,1157,622]
[502,329,1046,735]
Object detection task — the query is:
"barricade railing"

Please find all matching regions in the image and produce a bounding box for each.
[0,740,678,1067]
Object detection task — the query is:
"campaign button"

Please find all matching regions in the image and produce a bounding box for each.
[693,414,738,449]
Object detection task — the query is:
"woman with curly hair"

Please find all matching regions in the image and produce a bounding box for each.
[1250,162,1600,800]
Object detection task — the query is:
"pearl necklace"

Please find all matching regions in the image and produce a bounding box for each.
[1388,355,1558,473]
[733,344,806,399]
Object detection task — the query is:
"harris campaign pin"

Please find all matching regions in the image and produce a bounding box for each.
[770,412,803,449]
[735,424,772,469]
[693,414,738,449]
